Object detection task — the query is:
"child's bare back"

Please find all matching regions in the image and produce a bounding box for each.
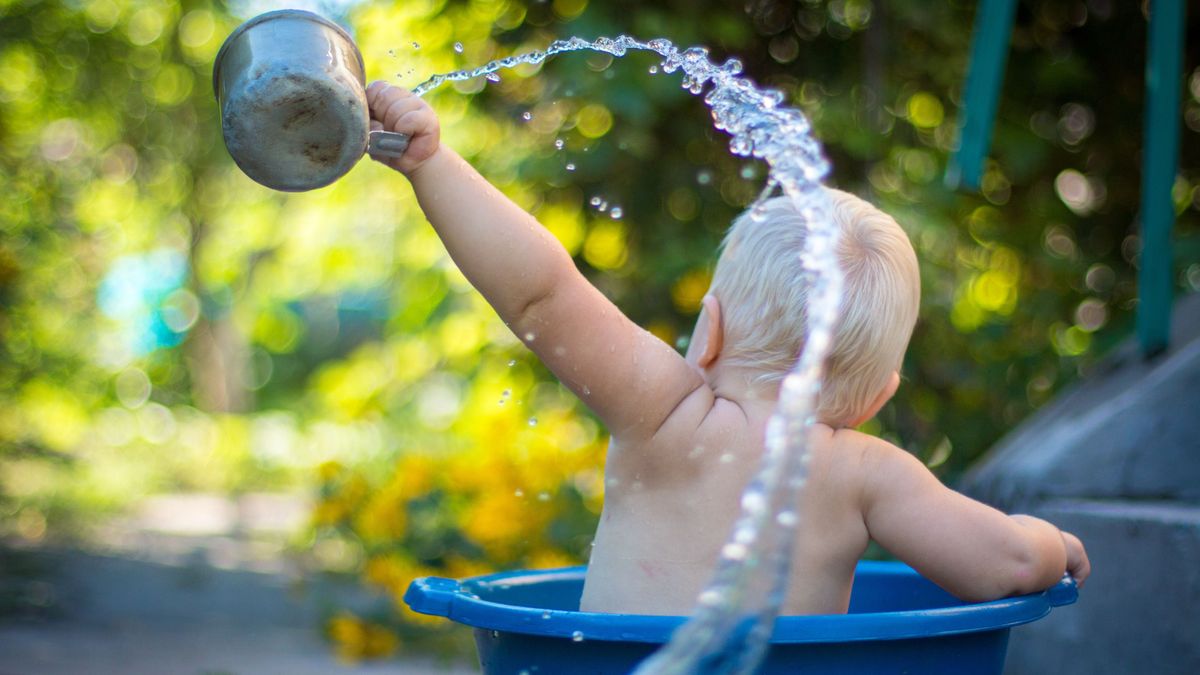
[365,82,1089,617]
[583,400,873,615]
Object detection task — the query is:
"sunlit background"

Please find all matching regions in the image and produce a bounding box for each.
[1,0,1198,662]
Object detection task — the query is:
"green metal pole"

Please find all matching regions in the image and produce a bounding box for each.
[945,0,1018,190]
[1137,0,1186,357]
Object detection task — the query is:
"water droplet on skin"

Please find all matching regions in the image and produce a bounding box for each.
[722,542,748,560]
[741,492,766,514]
[697,170,712,185]
[454,42,464,53]
[719,453,734,463]
[648,65,659,74]
[528,417,538,426]
[565,163,576,171]
[598,201,608,212]
[554,138,565,150]
[522,111,533,121]
[590,196,602,207]
[610,207,623,219]
[582,385,591,396]
[740,165,756,179]
[524,332,536,342]
[571,631,584,642]
[508,359,517,367]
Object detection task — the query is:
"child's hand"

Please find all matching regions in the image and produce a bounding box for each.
[366,82,440,175]
[1062,530,1090,587]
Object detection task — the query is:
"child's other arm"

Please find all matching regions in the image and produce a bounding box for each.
[367,84,705,440]
[858,436,1090,602]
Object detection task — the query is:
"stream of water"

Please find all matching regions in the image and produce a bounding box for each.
[412,36,844,674]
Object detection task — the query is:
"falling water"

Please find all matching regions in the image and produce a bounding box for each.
[412,35,843,675]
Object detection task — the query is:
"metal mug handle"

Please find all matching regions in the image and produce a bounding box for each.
[368,130,410,159]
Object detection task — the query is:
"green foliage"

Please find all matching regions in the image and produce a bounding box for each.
[1,0,1198,653]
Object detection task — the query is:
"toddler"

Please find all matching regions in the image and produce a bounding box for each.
[365,82,1090,615]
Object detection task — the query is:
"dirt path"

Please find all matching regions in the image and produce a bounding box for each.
[0,494,476,675]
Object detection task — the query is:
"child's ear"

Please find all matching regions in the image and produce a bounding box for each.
[697,295,723,369]
[847,371,900,428]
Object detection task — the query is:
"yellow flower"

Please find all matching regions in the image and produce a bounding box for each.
[363,554,410,592]
[442,554,495,580]
[340,472,370,504]
[316,459,344,483]
[327,612,399,662]
[312,498,349,526]
[353,489,408,543]
[528,547,581,570]
[391,453,438,497]
[461,489,553,559]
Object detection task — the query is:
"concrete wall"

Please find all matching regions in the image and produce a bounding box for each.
[1002,500,1200,675]
[960,294,1200,675]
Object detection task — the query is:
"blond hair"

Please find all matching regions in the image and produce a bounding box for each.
[707,188,920,427]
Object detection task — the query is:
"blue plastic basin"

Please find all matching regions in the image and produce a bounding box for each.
[404,561,1077,674]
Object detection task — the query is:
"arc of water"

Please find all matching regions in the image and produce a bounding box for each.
[413,36,843,675]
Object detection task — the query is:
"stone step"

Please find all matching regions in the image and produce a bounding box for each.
[1003,499,1200,675]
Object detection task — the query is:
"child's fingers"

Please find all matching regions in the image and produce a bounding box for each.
[1062,532,1090,587]
[366,80,390,99]
[394,109,434,138]
[366,81,402,111]
[366,82,418,123]
[364,80,437,173]
[380,95,429,134]
[1072,550,1090,587]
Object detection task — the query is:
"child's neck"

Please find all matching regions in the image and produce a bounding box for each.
[703,362,782,407]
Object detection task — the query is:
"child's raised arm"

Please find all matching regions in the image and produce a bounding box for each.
[367,83,706,440]
[858,435,1089,602]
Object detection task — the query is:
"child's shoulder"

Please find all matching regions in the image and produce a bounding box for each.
[612,391,757,483]
[807,425,914,487]
[810,424,897,455]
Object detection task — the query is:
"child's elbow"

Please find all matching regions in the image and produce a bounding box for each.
[953,543,1065,603]
[1002,541,1068,597]
[1005,562,1064,598]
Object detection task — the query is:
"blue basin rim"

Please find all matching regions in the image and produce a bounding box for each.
[404,561,1078,644]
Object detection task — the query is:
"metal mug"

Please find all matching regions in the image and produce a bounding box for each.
[212,9,409,192]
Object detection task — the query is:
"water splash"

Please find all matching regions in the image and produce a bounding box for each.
[412,35,842,675]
